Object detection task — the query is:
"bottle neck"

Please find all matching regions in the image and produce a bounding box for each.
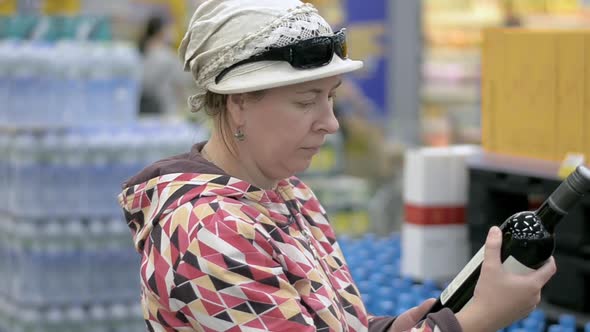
[535,201,566,234]
[537,174,587,233]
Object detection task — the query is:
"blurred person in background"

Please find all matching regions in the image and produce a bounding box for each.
[119,1,555,331]
[137,14,192,118]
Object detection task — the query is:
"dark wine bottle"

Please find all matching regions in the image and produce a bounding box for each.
[421,165,590,319]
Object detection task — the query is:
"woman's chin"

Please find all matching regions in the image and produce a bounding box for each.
[290,160,313,176]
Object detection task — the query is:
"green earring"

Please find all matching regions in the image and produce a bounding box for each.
[234,128,245,141]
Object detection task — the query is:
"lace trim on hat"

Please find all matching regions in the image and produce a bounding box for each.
[188,3,333,113]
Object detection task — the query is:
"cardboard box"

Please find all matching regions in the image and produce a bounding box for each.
[482,29,590,161]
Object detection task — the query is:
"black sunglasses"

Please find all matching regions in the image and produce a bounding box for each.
[215,29,348,84]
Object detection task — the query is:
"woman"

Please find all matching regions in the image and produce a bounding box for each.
[137,15,191,117]
[119,1,556,331]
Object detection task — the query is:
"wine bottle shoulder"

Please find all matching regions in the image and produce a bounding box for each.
[500,211,548,240]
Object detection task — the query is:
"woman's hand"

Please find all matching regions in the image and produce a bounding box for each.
[457,227,557,332]
[388,298,436,332]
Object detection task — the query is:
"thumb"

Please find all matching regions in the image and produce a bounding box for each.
[389,298,437,332]
[405,298,437,322]
[483,226,502,268]
[415,298,436,318]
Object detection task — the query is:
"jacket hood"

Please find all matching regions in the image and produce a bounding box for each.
[118,141,287,252]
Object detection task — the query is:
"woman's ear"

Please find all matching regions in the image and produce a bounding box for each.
[226,94,246,127]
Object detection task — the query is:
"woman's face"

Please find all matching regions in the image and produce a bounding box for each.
[238,75,342,181]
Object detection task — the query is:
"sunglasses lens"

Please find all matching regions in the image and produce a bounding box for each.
[334,31,348,59]
[292,37,333,68]
[337,39,348,58]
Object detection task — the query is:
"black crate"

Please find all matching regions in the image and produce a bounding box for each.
[466,153,590,256]
[544,252,590,313]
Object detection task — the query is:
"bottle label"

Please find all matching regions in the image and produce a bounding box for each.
[441,246,484,305]
[441,247,536,305]
[456,255,535,311]
[503,256,535,275]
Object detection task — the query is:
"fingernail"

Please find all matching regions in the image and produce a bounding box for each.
[489,226,500,237]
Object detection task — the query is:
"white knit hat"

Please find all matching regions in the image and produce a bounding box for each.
[178,0,363,112]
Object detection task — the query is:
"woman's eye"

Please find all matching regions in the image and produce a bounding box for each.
[296,101,316,108]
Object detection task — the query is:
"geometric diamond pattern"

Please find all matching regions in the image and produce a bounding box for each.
[119,168,370,330]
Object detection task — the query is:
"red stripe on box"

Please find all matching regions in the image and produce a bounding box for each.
[404,204,466,225]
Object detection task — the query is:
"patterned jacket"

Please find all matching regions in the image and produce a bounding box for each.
[118,142,461,332]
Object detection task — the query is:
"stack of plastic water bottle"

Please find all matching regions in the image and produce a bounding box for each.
[0,123,202,218]
[339,233,440,317]
[0,40,141,128]
[539,314,590,332]
[0,219,145,332]
[0,120,205,330]
[338,233,590,332]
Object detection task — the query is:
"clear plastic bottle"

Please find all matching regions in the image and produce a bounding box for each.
[4,135,16,213]
[56,42,86,126]
[118,129,142,188]
[14,220,40,305]
[111,43,141,123]
[63,219,85,305]
[63,130,85,216]
[60,131,74,215]
[103,128,121,217]
[17,307,44,332]
[75,43,93,124]
[3,299,16,332]
[105,217,129,302]
[0,292,8,332]
[129,302,145,332]
[64,305,86,332]
[45,306,66,332]
[85,129,100,215]
[8,43,30,125]
[92,128,113,216]
[0,42,12,124]
[86,218,104,303]
[40,132,60,216]
[53,132,68,216]
[44,219,64,305]
[3,42,20,124]
[36,43,58,127]
[85,44,111,125]
[109,303,129,332]
[22,43,46,126]
[0,134,9,212]
[88,304,109,332]
[3,216,17,303]
[11,134,35,216]
[0,216,7,299]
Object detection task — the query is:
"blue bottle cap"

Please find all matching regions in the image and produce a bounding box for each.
[529,309,546,322]
[558,314,576,328]
[378,300,395,316]
[397,293,415,308]
[521,318,539,332]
